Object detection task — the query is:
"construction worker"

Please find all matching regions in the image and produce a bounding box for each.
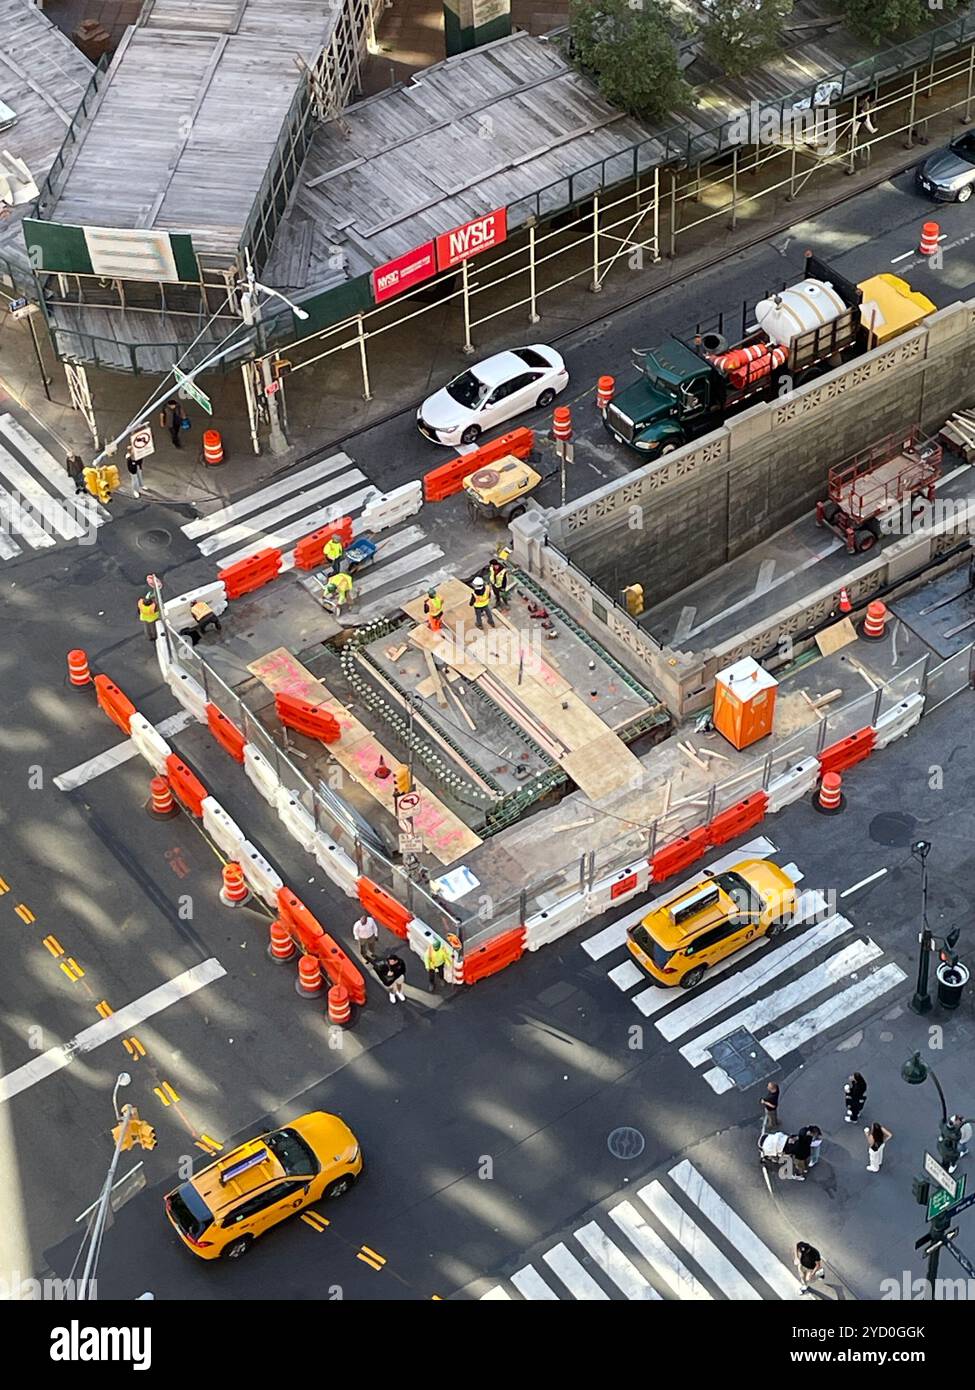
[487,553,511,608]
[423,586,444,633]
[323,533,344,575]
[424,937,449,991]
[190,599,221,637]
[496,542,511,563]
[138,590,159,642]
[469,576,495,629]
[325,569,354,609]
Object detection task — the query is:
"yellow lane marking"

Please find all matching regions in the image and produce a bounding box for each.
[96,1001,113,1019]
[14,904,35,924]
[195,1135,223,1155]
[59,959,84,982]
[431,1294,443,1300]
[122,1037,146,1058]
[301,1211,330,1232]
[356,1245,386,1270]
[153,1082,180,1106]
[0,876,9,894]
[42,936,64,957]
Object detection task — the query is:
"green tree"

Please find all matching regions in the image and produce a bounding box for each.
[702,1,795,76]
[568,0,690,123]
[843,0,928,44]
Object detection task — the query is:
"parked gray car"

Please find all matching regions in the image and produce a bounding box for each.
[917,129,975,202]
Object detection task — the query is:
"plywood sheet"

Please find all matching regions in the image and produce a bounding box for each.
[815,618,857,656]
[401,575,472,622]
[562,734,645,802]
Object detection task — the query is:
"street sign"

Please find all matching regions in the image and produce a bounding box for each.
[264,380,280,396]
[944,1240,975,1279]
[928,1174,967,1222]
[396,792,420,814]
[129,426,155,460]
[173,365,212,415]
[398,833,423,855]
[9,296,38,319]
[925,1151,959,1197]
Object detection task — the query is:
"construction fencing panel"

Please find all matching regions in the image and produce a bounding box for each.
[922,645,974,712]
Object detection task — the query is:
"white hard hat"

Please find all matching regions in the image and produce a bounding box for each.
[472,576,485,589]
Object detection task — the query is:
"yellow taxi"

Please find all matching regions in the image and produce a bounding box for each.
[165,1111,362,1260]
[627,858,798,989]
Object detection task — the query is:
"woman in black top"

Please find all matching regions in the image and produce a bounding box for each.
[844,1072,866,1123]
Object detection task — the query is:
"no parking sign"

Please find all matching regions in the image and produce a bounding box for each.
[129,425,155,460]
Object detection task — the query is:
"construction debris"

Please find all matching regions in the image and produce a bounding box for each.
[677,739,709,771]
[940,409,975,461]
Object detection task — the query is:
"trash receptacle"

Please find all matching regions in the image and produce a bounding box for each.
[936,959,970,1010]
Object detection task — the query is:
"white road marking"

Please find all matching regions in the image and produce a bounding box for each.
[510,1265,559,1300]
[757,961,907,1061]
[53,710,193,791]
[637,1180,761,1300]
[840,868,888,898]
[0,482,57,548]
[0,520,21,559]
[0,959,227,1103]
[0,414,109,525]
[479,1286,511,1300]
[680,938,883,1068]
[574,1221,660,1300]
[197,467,367,556]
[668,1160,800,1299]
[215,485,374,569]
[353,544,446,599]
[0,443,86,540]
[656,914,852,1042]
[182,452,355,538]
[608,960,644,991]
[542,1243,609,1299]
[609,1199,712,1300]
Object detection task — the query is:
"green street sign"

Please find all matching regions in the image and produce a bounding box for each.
[928,1173,966,1222]
[173,365,212,415]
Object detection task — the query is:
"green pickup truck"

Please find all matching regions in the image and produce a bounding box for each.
[603,253,863,456]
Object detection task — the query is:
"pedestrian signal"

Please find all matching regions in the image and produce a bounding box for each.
[395,765,412,796]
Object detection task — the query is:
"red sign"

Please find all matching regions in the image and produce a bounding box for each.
[372,242,436,304]
[435,208,507,272]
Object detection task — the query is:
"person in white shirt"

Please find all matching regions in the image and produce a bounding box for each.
[352,914,379,963]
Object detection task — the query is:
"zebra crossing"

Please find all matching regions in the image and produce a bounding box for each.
[0,412,110,561]
[181,450,455,615]
[583,837,907,1093]
[480,1159,802,1300]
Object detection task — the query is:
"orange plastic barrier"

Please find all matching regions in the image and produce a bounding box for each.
[706,791,768,847]
[218,547,282,599]
[818,727,875,777]
[293,517,354,571]
[318,933,366,1006]
[463,927,526,985]
[205,703,246,763]
[650,827,710,883]
[94,675,137,735]
[276,888,325,954]
[275,692,341,743]
[356,877,412,938]
[164,753,208,818]
[423,427,535,502]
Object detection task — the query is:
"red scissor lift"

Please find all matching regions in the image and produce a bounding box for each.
[815,426,942,554]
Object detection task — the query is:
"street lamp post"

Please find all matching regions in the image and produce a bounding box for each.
[79,1072,132,1300]
[902,1052,971,1298]
[910,839,933,1014]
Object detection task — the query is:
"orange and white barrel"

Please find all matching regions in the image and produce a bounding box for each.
[68,649,92,688]
[328,984,351,1025]
[919,222,941,255]
[203,430,224,466]
[596,376,615,410]
[816,772,844,814]
[861,601,888,640]
[296,953,324,998]
[268,919,296,963]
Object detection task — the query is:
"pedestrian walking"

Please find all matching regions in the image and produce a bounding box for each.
[138,590,159,642]
[948,1114,972,1169]
[760,1081,780,1134]
[125,446,145,498]
[323,534,344,576]
[424,938,449,991]
[423,587,444,633]
[352,913,379,964]
[469,576,495,629]
[794,1242,826,1294]
[792,1127,813,1178]
[374,952,406,1004]
[844,1071,867,1123]
[804,1125,823,1169]
[65,453,87,496]
[159,398,186,448]
[487,554,511,608]
[864,1121,892,1173]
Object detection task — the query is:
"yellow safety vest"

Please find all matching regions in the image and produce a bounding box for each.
[425,594,444,616]
[329,572,353,597]
[472,588,490,609]
[489,562,509,590]
[324,537,344,560]
[138,597,158,623]
[425,942,448,969]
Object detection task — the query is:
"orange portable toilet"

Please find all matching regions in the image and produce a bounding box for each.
[712,657,778,751]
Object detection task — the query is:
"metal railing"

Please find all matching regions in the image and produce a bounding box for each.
[33,54,110,219]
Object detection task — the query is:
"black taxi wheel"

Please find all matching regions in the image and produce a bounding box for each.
[325,1174,356,1200]
[680,965,708,990]
[224,1235,254,1260]
[766,919,790,940]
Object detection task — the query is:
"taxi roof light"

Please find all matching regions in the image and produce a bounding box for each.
[219,1148,269,1184]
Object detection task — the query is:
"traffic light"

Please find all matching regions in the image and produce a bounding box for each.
[937,1120,960,1170]
[83,466,100,500]
[395,764,412,796]
[102,464,120,493]
[135,1119,157,1151]
[83,466,117,504]
[622,583,644,617]
[912,1174,930,1206]
[112,1107,157,1151]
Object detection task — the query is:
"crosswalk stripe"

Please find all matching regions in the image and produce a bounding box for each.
[631,937,770,1017]
[214,485,374,569]
[581,837,777,960]
[353,544,445,599]
[609,1199,712,1300]
[542,1242,609,1299]
[510,1265,559,1300]
[758,960,907,1062]
[0,483,57,548]
[0,414,108,525]
[574,1221,661,1300]
[182,452,355,539]
[0,523,21,560]
[656,914,853,1041]
[608,960,644,990]
[668,1160,799,1299]
[637,1181,761,1300]
[480,1285,511,1300]
[0,443,86,540]
[355,564,460,623]
[680,937,882,1068]
[198,468,367,556]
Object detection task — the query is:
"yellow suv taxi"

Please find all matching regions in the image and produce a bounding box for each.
[165,1111,362,1260]
[627,859,798,990]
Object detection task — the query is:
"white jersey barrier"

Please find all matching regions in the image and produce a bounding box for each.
[243,743,280,806]
[766,757,820,814]
[524,891,588,951]
[201,796,247,861]
[312,832,358,897]
[872,694,924,750]
[359,481,423,533]
[585,860,651,918]
[164,581,228,633]
[166,667,207,724]
[128,712,172,776]
[239,840,284,908]
[276,788,317,855]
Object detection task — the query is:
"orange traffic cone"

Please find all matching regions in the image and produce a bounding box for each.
[838,587,852,614]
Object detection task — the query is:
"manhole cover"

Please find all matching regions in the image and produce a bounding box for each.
[869,811,917,847]
[138,527,172,551]
[608,1126,645,1160]
[709,1027,779,1090]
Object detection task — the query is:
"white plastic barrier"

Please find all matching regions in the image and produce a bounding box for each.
[243,743,279,806]
[586,860,651,917]
[238,839,284,908]
[166,667,207,724]
[312,832,358,897]
[164,581,228,632]
[872,694,924,750]
[155,630,171,682]
[201,796,247,861]
[275,788,317,854]
[524,891,588,951]
[128,712,172,776]
[766,756,820,813]
[359,480,422,534]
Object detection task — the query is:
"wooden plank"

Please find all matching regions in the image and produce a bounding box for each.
[562,734,644,801]
[815,618,857,656]
[447,683,477,732]
[423,649,448,707]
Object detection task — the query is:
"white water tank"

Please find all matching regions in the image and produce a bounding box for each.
[754,278,847,347]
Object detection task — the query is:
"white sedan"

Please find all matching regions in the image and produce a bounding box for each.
[417,344,569,447]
